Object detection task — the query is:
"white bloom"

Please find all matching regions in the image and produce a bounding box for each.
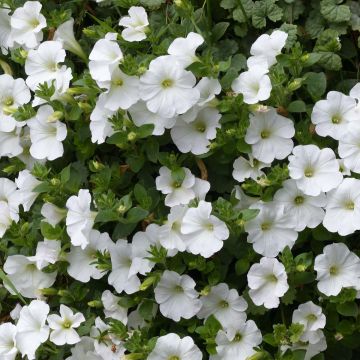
[154,270,201,321]
[181,200,229,258]
[196,77,221,106]
[10,303,23,321]
[4,254,57,298]
[197,283,247,327]
[292,301,326,344]
[314,243,360,296]
[168,32,204,67]
[14,169,41,211]
[119,6,149,42]
[171,106,221,155]
[48,305,85,345]
[97,67,140,111]
[0,127,23,158]
[247,30,288,69]
[90,95,116,144]
[101,290,128,323]
[0,74,31,133]
[0,178,19,221]
[311,91,357,140]
[245,107,294,163]
[0,322,18,360]
[288,145,343,196]
[25,40,72,93]
[211,320,262,360]
[323,178,360,235]
[0,8,12,54]
[232,155,270,182]
[273,179,326,231]
[245,201,298,257]
[140,55,200,118]
[16,300,50,360]
[338,158,351,176]
[27,105,67,161]
[247,257,289,309]
[338,122,360,173]
[156,166,195,207]
[233,185,259,210]
[41,202,66,226]
[192,178,211,201]
[148,333,202,360]
[232,66,272,104]
[54,18,86,60]
[66,189,96,249]
[290,331,327,360]
[159,205,190,252]
[0,201,13,238]
[89,33,123,82]
[350,82,360,101]
[67,230,111,282]
[10,1,46,49]
[129,101,176,135]
[66,336,101,360]
[28,239,61,270]
[108,239,149,294]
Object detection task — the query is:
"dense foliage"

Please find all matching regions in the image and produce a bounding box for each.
[0,0,360,359]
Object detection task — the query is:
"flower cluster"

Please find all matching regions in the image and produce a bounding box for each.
[0,1,360,360]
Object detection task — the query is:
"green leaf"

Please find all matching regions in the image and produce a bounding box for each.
[320,0,351,23]
[139,299,155,320]
[279,23,298,49]
[336,302,359,317]
[288,100,307,113]
[123,207,149,223]
[304,72,327,100]
[233,0,254,23]
[235,258,250,275]
[95,209,119,223]
[212,22,230,41]
[40,222,63,240]
[252,0,283,29]
[220,0,237,9]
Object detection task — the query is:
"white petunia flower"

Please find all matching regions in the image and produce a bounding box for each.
[129,101,177,135]
[108,239,149,294]
[0,178,19,221]
[14,169,41,211]
[156,166,196,207]
[89,33,123,82]
[27,105,67,161]
[192,177,211,201]
[314,243,360,296]
[273,179,326,231]
[0,127,23,159]
[244,201,298,257]
[41,202,66,226]
[66,189,96,249]
[292,301,326,344]
[154,270,202,322]
[338,122,360,173]
[181,200,229,258]
[211,320,262,360]
[119,6,149,42]
[247,257,289,309]
[25,40,72,94]
[171,106,221,155]
[0,74,31,133]
[196,77,221,106]
[232,66,272,104]
[140,55,200,118]
[232,155,270,183]
[97,67,140,111]
[54,18,87,60]
[10,1,46,49]
[247,30,288,69]
[67,230,111,282]
[48,305,85,345]
[0,322,18,360]
[245,107,294,163]
[16,300,50,360]
[323,178,360,235]
[66,337,101,360]
[289,331,327,360]
[288,145,343,196]
[233,185,259,210]
[10,303,23,321]
[167,32,204,67]
[0,8,12,54]
[159,205,190,252]
[28,239,61,270]
[0,201,13,238]
[101,290,128,323]
[90,95,116,144]
[3,254,57,298]
[148,333,202,360]
[197,283,247,328]
[311,91,357,140]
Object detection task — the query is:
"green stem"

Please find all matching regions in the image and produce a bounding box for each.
[206,0,213,29]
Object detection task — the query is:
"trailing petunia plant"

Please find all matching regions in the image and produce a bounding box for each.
[0,0,360,359]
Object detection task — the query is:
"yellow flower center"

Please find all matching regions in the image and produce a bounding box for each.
[260,130,270,139]
[331,114,342,124]
[161,79,173,88]
[294,196,304,205]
